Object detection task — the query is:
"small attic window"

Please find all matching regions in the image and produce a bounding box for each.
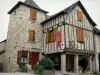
[77,10,83,21]
[14,11,16,15]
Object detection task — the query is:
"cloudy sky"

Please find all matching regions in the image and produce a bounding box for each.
[0,0,99,41]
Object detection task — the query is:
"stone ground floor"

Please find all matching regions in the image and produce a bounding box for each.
[3,48,42,72]
[0,72,34,75]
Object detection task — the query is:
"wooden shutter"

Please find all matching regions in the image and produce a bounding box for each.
[30,9,37,20]
[29,30,35,41]
[45,31,49,44]
[45,31,50,44]
[29,52,33,64]
[76,28,84,43]
[33,31,35,41]
[77,11,83,21]
[17,50,22,63]
[52,28,56,42]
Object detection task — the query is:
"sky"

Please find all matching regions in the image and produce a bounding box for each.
[0,0,99,41]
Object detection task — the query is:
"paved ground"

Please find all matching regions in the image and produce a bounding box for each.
[0,72,34,75]
[0,71,62,75]
[0,71,94,75]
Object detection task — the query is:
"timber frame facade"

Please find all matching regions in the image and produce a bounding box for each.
[41,1,98,74]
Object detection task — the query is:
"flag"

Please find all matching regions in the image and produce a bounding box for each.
[56,31,61,48]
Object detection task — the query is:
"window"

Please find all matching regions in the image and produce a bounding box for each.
[77,11,83,21]
[45,28,56,44]
[22,51,28,64]
[30,9,37,20]
[29,30,35,41]
[22,51,28,58]
[17,51,28,64]
[76,28,84,43]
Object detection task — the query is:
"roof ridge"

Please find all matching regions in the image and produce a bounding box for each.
[64,1,81,13]
[8,0,48,14]
[41,1,80,24]
[93,27,100,35]
[24,0,41,9]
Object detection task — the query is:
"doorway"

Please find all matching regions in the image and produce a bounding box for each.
[66,55,74,72]
[47,53,61,70]
[79,55,89,73]
[31,52,39,69]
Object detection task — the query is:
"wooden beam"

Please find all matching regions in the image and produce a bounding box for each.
[43,21,93,33]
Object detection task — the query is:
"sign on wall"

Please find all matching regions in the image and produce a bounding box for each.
[56,31,61,48]
[61,42,65,49]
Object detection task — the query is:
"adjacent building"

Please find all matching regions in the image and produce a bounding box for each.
[93,27,100,73]
[0,40,6,72]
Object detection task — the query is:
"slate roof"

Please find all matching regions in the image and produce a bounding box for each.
[41,1,96,26]
[45,15,50,19]
[8,0,48,14]
[24,0,41,9]
[0,39,6,43]
[0,40,6,55]
[0,50,5,55]
[93,27,100,35]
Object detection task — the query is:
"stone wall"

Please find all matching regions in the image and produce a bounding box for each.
[4,5,46,72]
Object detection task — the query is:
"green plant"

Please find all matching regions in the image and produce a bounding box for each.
[79,66,83,73]
[33,57,55,75]
[18,62,27,72]
[38,57,55,70]
[34,65,43,75]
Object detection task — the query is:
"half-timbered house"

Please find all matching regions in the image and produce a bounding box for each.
[41,1,96,73]
[2,0,100,74]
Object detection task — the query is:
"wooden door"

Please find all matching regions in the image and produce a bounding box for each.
[32,52,39,68]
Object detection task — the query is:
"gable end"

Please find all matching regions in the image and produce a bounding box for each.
[41,1,96,26]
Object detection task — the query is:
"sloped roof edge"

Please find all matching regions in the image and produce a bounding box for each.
[41,1,96,26]
[93,27,100,35]
[24,0,41,9]
[0,39,6,43]
[0,50,5,55]
[8,1,48,14]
